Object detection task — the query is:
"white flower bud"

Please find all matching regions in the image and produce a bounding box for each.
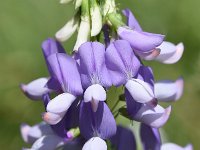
[73,17,90,51]
[90,0,102,36]
[56,16,79,42]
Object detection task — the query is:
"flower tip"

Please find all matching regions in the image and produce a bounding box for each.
[162,42,184,64]
[185,144,193,150]
[175,77,184,101]
[176,42,184,52]
[20,83,26,93]
[150,106,171,128]
[20,123,31,143]
[42,112,62,125]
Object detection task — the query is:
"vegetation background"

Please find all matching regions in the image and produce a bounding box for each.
[0,0,200,149]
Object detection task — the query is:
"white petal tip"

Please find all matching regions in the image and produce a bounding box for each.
[175,77,184,101]
[163,42,184,64]
[84,84,106,102]
[42,112,63,125]
[82,137,107,150]
[150,106,171,128]
[20,78,50,100]
[20,123,31,143]
[46,93,76,114]
[125,79,154,103]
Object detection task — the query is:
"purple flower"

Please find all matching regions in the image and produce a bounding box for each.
[155,77,184,102]
[106,40,156,104]
[78,42,112,111]
[42,53,83,125]
[140,123,161,150]
[125,66,172,128]
[20,78,51,100]
[117,9,164,57]
[20,38,66,100]
[155,41,184,64]
[110,126,136,150]
[78,42,116,147]
[123,9,184,63]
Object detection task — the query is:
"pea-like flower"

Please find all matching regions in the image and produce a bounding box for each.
[78,42,116,148]
[123,9,184,63]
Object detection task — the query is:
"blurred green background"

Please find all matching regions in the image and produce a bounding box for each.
[0,0,200,149]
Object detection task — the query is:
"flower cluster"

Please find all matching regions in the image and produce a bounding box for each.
[20,0,192,150]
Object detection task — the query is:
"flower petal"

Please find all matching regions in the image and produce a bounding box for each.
[42,38,65,59]
[20,122,54,144]
[156,42,184,64]
[20,123,31,143]
[137,66,154,90]
[122,9,142,31]
[125,88,142,117]
[90,1,102,36]
[155,77,184,102]
[82,137,107,150]
[161,143,193,150]
[140,123,161,150]
[47,53,83,95]
[125,79,154,103]
[79,42,112,88]
[79,101,116,139]
[28,135,64,150]
[135,104,171,128]
[137,48,161,60]
[20,78,51,100]
[110,126,136,150]
[56,16,79,42]
[118,27,165,52]
[47,93,76,114]
[73,18,90,51]
[105,40,140,86]
[84,84,106,112]
[42,111,65,125]
[84,84,106,102]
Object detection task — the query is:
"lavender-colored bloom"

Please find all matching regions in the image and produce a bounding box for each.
[155,77,184,102]
[123,9,184,62]
[43,53,83,125]
[20,122,54,144]
[110,126,136,150]
[78,42,112,89]
[20,77,51,100]
[78,42,112,111]
[140,123,161,150]
[156,41,184,64]
[20,38,66,100]
[105,40,140,87]
[118,9,164,54]
[78,42,116,149]
[106,40,156,104]
[125,88,171,128]
[42,38,66,61]
[125,66,171,128]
